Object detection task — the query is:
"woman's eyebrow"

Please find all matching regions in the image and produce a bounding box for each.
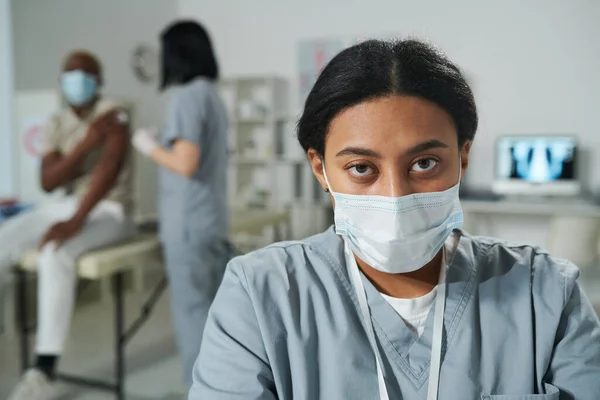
[335,147,381,158]
[335,140,449,158]
[405,139,449,155]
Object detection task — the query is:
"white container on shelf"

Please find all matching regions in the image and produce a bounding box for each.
[238,100,267,121]
[252,127,273,159]
[252,85,270,108]
[220,86,236,116]
[253,168,270,191]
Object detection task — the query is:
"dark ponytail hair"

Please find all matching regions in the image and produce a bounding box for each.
[160,20,219,90]
[297,39,478,155]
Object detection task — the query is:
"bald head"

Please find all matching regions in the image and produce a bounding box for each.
[60,51,103,108]
[62,51,103,84]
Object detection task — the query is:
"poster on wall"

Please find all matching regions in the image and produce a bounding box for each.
[21,117,46,166]
[297,38,347,107]
[14,90,61,204]
[296,34,402,108]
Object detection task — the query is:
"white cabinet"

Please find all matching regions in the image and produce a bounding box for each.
[221,76,306,209]
[220,76,334,242]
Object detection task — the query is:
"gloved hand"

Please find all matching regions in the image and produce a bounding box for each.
[132,128,159,156]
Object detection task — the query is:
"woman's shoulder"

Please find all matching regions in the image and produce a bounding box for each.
[170,78,221,112]
[463,232,581,306]
[175,77,214,97]
[225,227,343,294]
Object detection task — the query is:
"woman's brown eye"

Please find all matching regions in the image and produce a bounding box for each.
[349,164,373,177]
[411,158,437,172]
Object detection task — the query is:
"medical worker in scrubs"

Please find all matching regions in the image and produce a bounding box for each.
[131,20,229,387]
[189,39,600,399]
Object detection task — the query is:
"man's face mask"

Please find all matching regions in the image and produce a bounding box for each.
[60,70,98,106]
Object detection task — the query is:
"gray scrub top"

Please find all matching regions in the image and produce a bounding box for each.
[190,228,600,400]
[159,77,229,245]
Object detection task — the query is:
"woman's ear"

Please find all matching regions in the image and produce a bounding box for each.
[460,141,471,181]
[307,149,329,192]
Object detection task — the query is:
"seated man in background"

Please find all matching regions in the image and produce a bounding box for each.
[2,50,135,399]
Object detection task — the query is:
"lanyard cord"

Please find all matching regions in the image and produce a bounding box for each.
[344,241,451,400]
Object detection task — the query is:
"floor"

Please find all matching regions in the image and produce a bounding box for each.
[0,277,187,400]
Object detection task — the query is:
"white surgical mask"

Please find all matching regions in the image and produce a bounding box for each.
[323,162,463,274]
[60,70,98,106]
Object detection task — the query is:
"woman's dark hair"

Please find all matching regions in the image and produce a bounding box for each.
[160,20,219,90]
[297,39,478,155]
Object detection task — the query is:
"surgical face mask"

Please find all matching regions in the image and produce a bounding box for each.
[60,70,98,106]
[323,162,463,274]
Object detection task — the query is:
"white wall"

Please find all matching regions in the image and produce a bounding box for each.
[0,0,14,197]
[11,0,177,217]
[178,0,600,191]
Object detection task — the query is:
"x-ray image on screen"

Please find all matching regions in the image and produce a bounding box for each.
[496,137,576,183]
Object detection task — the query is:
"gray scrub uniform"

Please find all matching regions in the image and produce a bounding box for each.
[159,77,230,386]
[190,228,600,400]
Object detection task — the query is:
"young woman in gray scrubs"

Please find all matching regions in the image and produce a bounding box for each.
[132,20,230,388]
[189,39,600,400]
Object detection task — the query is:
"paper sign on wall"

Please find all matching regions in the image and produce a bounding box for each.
[297,38,346,106]
[14,90,61,203]
[297,34,407,108]
[20,117,46,165]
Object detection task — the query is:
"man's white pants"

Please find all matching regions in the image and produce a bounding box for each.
[0,197,134,354]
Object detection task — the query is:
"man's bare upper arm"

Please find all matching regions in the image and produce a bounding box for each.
[72,118,130,221]
[100,122,129,169]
